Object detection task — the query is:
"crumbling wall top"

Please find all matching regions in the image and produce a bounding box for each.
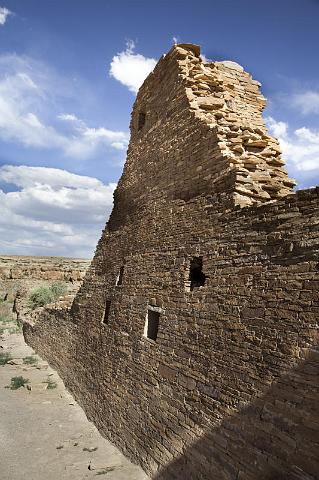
[110,43,296,230]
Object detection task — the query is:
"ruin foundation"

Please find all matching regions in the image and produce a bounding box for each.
[24,44,319,480]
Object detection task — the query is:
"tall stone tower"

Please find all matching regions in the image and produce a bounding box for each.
[25,44,319,480]
[110,43,295,232]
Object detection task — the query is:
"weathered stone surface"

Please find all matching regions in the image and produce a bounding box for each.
[23,44,319,480]
[197,96,225,109]
[0,255,90,319]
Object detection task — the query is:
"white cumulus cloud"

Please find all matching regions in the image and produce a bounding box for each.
[0,165,116,257]
[58,113,129,154]
[0,165,103,189]
[0,54,129,158]
[266,116,319,175]
[0,6,11,25]
[266,117,288,138]
[109,41,157,94]
[291,90,319,115]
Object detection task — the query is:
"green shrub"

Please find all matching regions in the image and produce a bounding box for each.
[50,282,67,298]
[27,286,55,310]
[0,352,12,365]
[8,376,29,390]
[27,282,67,310]
[23,355,38,365]
[44,377,57,389]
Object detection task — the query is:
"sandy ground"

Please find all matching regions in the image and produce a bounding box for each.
[0,311,149,480]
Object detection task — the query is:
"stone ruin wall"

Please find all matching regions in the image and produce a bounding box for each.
[24,45,319,480]
[0,255,90,319]
[111,43,294,229]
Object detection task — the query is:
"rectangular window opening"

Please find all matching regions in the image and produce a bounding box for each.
[138,112,146,131]
[102,300,111,325]
[144,309,160,341]
[116,266,124,286]
[189,256,206,291]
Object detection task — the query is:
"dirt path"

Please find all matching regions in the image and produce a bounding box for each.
[0,308,149,480]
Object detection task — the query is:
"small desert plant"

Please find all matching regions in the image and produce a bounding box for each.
[0,352,12,365]
[1,326,19,335]
[8,376,29,390]
[23,355,38,365]
[0,314,12,324]
[50,282,67,298]
[27,286,55,309]
[0,314,18,335]
[27,282,67,310]
[44,377,57,389]
[0,325,20,335]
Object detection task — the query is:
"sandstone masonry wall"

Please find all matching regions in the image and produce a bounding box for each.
[24,45,319,480]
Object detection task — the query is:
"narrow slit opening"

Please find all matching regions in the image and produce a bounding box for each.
[116,266,124,286]
[102,300,111,324]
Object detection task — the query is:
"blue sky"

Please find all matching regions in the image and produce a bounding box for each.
[0,0,318,257]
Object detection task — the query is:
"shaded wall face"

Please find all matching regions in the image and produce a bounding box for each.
[25,188,319,479]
